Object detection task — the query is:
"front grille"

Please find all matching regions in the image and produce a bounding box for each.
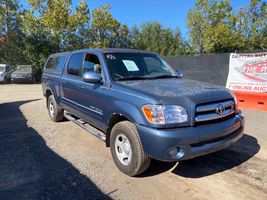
[195,100,235,125]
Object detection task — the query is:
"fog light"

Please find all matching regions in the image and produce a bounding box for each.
[168,147,179,156]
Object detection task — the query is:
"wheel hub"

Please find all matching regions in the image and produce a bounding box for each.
[115,134,132,166]
[49,101,54,117]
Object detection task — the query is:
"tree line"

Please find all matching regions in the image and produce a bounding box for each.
[0,0,266,69]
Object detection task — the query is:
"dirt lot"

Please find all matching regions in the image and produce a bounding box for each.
[0,84,266,200]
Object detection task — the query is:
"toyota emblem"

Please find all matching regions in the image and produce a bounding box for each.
[216,104,225,115]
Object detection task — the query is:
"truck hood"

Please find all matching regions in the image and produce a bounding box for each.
[116,78,233,106]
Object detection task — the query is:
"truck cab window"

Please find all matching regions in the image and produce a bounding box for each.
[46,57,56,69]
[67,53,84,76]
[83,54,101,75]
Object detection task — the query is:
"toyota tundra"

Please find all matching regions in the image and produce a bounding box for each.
[42,49,245,176]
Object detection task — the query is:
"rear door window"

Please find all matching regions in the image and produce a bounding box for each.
[67,53,84,77]
[55,56,67,73]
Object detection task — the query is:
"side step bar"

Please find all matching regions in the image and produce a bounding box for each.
[64,114,106,142]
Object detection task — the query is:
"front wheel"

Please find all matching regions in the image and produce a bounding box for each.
[110,121,150,176]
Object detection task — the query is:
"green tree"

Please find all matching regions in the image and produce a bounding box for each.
[187,0,267,54]
[17,0,90,68]
[23,0,90,48]
[130,22,190,56]
[187,0,242,54]
[90,4,129,48]
[0,0,20,35]
[0,0,27,66]
[237,0,267,50]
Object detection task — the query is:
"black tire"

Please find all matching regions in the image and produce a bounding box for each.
[110,121,151,176]
[47,95,64,122]
[32,76,36,84]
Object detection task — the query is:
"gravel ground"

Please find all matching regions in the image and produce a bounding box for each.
[0,84,266,200]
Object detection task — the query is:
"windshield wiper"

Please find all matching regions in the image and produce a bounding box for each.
[115,75,179,81]
[115,76,151,81]
[151,75,179,79]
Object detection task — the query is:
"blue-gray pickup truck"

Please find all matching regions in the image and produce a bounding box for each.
[42,48,245,176]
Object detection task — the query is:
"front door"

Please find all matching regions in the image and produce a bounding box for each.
[61,53,107,130]
[77,53,108,130]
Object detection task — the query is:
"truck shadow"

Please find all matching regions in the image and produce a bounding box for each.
[139,134,260,178]
[0,100,111,200]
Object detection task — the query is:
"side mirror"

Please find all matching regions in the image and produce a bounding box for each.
[176,69,183,78]
[82,72,102,83]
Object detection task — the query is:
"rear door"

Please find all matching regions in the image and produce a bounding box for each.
[60,53,84,113]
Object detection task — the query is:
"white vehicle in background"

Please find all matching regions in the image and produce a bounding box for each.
[0,64,13,83]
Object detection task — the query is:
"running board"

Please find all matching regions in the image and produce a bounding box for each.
[64,114,106,142]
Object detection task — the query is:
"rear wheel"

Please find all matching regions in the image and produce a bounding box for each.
[110,121,150,176]
[47,95,64,122]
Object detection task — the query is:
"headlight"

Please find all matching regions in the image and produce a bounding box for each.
[164,105,188,123]
[142,105,188,125]
[229,90,239,113]
[232,93,239,113]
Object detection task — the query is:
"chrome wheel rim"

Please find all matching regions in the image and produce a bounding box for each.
[115,134,132,166]
[49,101,55,117]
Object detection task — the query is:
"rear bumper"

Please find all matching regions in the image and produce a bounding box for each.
[136,112,244,161]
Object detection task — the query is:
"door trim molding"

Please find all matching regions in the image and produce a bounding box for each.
[62,97,103,115]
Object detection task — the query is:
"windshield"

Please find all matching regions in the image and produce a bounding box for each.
[0,66,5,72]
[16,66,32,72]
[105,53,177,81]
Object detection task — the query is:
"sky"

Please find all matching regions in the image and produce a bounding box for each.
[19,0,251,37]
